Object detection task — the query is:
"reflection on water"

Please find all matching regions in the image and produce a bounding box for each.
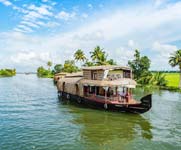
[72,109,152,142]
[59,102,153,150]
[0,75,180,150]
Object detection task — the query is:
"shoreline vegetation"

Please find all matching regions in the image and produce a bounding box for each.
[0,69,16,77]
[36,46,181,92]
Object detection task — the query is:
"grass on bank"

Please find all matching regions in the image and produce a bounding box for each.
[160,73,181,92]
[164,73,180,87]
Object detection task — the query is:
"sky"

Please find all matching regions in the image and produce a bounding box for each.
[0,0,181,72]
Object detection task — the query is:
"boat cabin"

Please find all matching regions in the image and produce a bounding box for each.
[56,65,152,113]
[57,65,137,104]
[80,65,136,104]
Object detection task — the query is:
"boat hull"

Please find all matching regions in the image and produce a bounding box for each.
[57,91,152,114]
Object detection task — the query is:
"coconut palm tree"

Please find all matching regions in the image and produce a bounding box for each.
[90,46,108,65]
[47,61,52,70]
[83,60,94,67]
[74,49,87,62]
[169,49,181,88]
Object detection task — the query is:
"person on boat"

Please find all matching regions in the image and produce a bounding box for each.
[119,88,126,101]
[125,89,130,103]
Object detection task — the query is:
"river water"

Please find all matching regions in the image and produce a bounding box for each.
[0,75,180,150]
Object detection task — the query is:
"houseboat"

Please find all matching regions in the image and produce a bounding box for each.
[56,65,152,114]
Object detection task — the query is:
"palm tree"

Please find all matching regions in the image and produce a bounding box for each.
[83,60,95,67]
[74,49,86,62]
[107,59,117,65]
[169,49,181,88]
[47,61,52,70]
[90,46,108,65]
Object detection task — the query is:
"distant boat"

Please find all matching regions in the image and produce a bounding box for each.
[25,73,30,75]
[56,65,152,114]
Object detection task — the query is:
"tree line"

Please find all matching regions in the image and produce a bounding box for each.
[37,46,181,88]
[37,46,116,77]
[0,69,16,77]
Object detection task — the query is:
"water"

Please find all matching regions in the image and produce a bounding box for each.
[0,75,180,150]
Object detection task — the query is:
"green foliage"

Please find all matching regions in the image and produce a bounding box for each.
[83,60,95,67]
[73,46,117,66]
[169,49,181,88]
[90,46,108,65]
[47,61,52,70]
[128,50,167,86]
[150,72,167,86]
[137,72,167,86]
[54,64,63,73]
[74,49,87,62]
[63,60,79,73]
[137,71,152,85]
[107,59,117,65]
[77,46,117,66]
[169,49,181,69]
[128,49,151,81]
[164,73,179,87]
[37,66,53,78]
[0,69,16,77]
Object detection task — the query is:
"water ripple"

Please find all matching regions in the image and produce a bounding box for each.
[0,75,180,150]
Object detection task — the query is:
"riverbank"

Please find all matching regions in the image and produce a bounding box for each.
[163,73,181,92]
[0,69,16,77]
[138,72,181,92]
[37,74,54,78]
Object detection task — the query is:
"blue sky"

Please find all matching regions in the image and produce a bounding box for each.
[0,0,181,71]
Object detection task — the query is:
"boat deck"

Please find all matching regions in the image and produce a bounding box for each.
[85,95,139,105]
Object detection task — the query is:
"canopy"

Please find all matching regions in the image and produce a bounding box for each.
[79,78,136,88]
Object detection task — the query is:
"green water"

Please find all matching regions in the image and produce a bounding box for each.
[0,75,180,150]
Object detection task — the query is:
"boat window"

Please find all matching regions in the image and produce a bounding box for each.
[91,71,97,80]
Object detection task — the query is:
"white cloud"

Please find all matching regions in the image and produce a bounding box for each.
[152,41,177,57]
[23,7,49,22]
[110,47,134,66]
[1,1,181,71]
[21,21,40,28]
[13,4,55,33]
[27,4,53,16]
[17,25,33,33]
[45,22,60,28]
[150,42,178,70]
[10,51,51,64]
[128,40,135,48]
[154,0,167,7]
[56,11,76,20]
[0,0,12,6]
[14,28,27,33]
[12,5,28,13]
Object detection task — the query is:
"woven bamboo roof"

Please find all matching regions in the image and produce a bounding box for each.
[58,77,136,88]
[82,65,131,71]
[66,72,83,77]
[54,72,68,76]
[57,77,83,84]
[55,72,83,77]
[79,78,136,88]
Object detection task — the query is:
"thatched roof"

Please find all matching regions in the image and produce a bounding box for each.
[55,72,83,77]
[66,72,83,77]
[54,72,67,76]
[57,77,83,84]
[58,77,136,88]
[82,65,131,71]
[79,78,136,88]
